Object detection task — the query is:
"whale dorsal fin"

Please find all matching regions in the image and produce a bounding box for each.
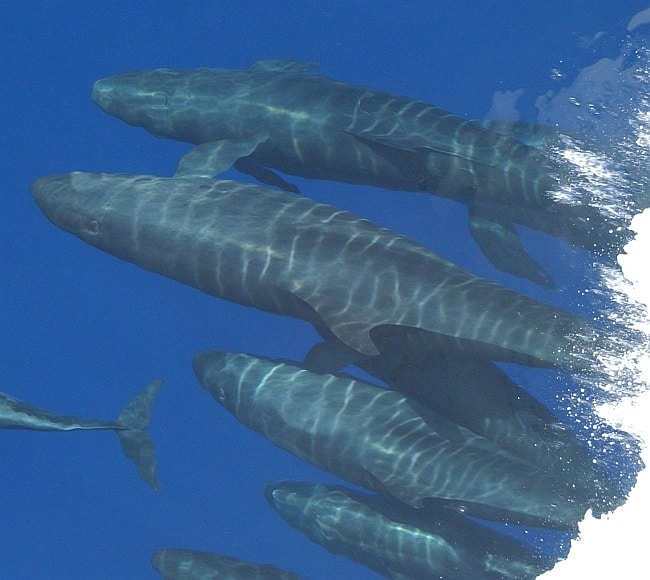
[175,133,269,178]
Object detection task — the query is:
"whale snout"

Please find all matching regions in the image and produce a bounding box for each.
[91,77,113,109]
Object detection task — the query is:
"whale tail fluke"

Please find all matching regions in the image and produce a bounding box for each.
[115,379,164,491]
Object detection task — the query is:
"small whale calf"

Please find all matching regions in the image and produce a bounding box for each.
[151,548,301,580]
[0,380,163,490]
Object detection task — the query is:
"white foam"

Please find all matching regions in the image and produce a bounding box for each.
[543,210,650,578]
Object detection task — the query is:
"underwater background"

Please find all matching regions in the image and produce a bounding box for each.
[3,1,650,578]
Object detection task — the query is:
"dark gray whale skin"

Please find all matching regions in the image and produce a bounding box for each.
[304,330,606,495]
[31,172,601,371]
[151,548,300,580]
[193,349,593,529]
[91,60,629,286]
[91,61,555,207]
[265,480,554,579]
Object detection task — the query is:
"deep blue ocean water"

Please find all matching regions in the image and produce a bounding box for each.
[2,2,650,578]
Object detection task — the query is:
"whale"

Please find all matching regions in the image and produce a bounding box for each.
[265,480,555,579]
[193,349,598,529]
[0,380,163,490]
[305,331,624,516]
[151,548,300,580]
[91,60,629,286]
[303,330,609,494]
[31,172,606,371]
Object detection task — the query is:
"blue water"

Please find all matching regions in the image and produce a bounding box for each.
[2,2,649,578]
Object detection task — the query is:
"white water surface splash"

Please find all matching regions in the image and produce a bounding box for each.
[489,9,650,576]
[544,210,650,578]
[532,11,650,578]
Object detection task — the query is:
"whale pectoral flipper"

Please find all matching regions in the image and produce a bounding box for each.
[404,398,466,446]
[234,157,301,193]
[174,133,269,178]
[302,340,369,374]
[115,379,163,491]
[468,204,555,288]
[289,285,381,356]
